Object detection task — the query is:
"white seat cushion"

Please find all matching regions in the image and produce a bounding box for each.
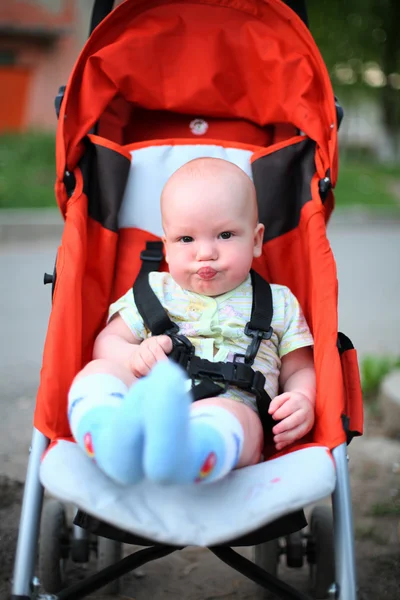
[40,441,335,546]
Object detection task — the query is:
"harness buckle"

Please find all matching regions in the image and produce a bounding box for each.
[168,331,195,369]
[244,323,273,365]
[140,248,164,263]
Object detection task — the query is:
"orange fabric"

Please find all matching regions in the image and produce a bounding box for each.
[34,175,120,440]
[100,106,274,147]
[55,0,337,216]
[271,123,299,144]
[341,349,364,436]
[124,136,263,154]
[112,228,168,302]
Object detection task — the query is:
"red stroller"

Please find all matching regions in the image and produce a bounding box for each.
[12,1,363,599]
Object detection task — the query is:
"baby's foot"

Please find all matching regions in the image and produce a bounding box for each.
[69,373,145,485]
[140,361,192,483]
[140,362,244,485]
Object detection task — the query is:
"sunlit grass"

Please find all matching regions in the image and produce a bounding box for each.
[0,131,56,209]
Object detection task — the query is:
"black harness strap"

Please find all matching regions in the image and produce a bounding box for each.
[241,270,273,365]
[133,242,179,336]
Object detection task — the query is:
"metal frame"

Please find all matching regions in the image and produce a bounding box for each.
[12,430,358,600]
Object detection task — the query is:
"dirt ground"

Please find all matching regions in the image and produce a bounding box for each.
[1,412,399,600]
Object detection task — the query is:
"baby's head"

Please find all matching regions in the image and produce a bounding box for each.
[161,157,264,296]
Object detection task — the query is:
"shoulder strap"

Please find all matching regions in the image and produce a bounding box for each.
[248,270,273,333]
[133,242,178,336]
[243,271,274,364]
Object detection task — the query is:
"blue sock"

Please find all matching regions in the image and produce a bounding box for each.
[68,374,145,485]
[141,362,244,484]
[186,406,244,483]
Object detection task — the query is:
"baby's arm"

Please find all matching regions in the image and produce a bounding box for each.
[94,315,172,377]
[268,346,316,451]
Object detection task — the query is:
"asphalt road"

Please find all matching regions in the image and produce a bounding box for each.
[1,217,400,482]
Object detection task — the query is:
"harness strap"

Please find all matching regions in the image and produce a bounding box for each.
[133,242,179,336]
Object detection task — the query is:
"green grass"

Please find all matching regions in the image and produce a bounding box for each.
[369,500,400,518]
[361,355,400,398]
[335,159,400,209]
[0,131,56,209]
[0,132,399,210]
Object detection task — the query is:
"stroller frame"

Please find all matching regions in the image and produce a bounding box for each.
[11,1,360,598]
[12,429,357,600]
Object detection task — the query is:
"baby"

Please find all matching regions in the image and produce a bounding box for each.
[68,158,315,486]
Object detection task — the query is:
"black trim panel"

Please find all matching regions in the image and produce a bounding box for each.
[85,140,131,232]
[252,138,316,242]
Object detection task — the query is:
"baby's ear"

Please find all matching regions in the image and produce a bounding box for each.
[162,236,169,264]
[253,223,264,258]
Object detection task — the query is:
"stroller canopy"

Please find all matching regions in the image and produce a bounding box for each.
[57,0,338,208]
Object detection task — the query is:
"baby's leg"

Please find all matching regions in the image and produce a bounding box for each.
[142,373,264,484]
[192,397,264,469]
[68,359,144,485]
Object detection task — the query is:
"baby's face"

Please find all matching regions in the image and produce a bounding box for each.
[162,167,264,296]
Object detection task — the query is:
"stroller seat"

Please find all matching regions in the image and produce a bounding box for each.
[41,136,336,547]
[41,441,335,547]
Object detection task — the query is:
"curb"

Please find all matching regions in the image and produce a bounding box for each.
[1,207,400,244]
[0,209,64,243]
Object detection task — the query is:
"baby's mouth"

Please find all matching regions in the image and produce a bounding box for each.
[197,267,217,280]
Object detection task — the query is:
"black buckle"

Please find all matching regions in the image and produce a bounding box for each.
[187,356,257,394]
[244,323,273,364]
[140,249,164,263]
[250,370,266,396]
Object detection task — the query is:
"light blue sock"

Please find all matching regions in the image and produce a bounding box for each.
[141,362,244,484]
[186,406,244,484]
[68,374,146,485]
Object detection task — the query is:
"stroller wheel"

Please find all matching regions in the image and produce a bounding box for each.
[253,538,280,576]
[308,505,335,599]
[39,499,70,593]
[285,531,304,568]
[97,536,123,595]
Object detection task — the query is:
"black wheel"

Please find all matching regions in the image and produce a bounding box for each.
[39,499,70,593]
[71,536,90,563]
[308,505,335,599]
[97,536,123,595]
[286,531,304,568]
[253,538,280,577]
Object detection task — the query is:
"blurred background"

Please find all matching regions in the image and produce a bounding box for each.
[0,2,399,599]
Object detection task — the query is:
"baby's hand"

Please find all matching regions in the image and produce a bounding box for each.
[130,335,173,378]
[268,391,315,451]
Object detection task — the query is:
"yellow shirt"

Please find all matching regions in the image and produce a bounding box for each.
[109,273,313,411]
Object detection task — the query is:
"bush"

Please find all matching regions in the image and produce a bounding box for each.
[361,355,400,397]
[0,131,56,209]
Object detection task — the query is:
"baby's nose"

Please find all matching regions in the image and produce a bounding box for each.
[196,242,217,260]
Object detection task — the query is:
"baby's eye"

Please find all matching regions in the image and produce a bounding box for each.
[179,236,194,243]
[219,231,233,240]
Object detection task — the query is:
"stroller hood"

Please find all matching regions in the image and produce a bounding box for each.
[56,0,338,213]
